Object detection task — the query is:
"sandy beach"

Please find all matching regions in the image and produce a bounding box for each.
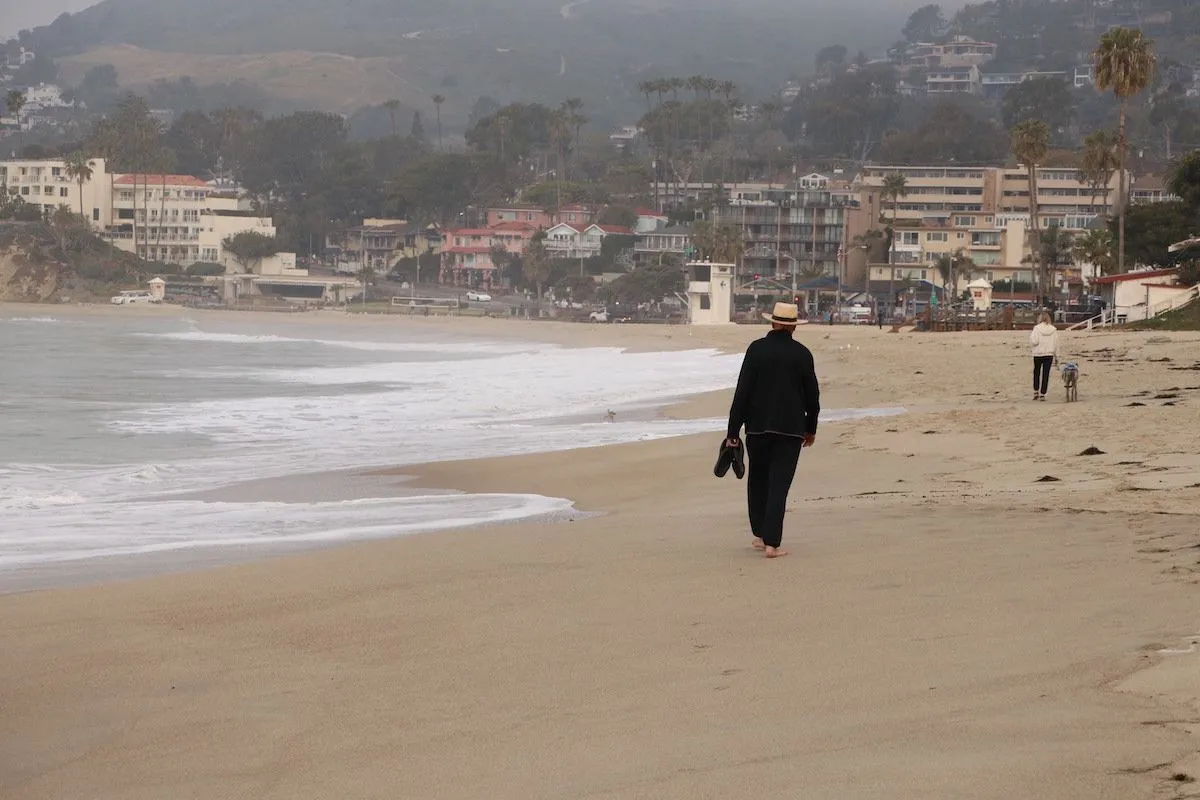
[2,308,1199,799]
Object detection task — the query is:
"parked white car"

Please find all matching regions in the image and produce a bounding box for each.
[110,290,158,305]
[588,309,608,323]
[466,291,492,302]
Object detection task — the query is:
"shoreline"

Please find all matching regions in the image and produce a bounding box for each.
[2,311,1199,797]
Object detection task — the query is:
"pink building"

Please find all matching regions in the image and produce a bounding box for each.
[440,222,539,288]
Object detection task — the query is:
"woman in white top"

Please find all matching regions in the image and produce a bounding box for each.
[1029,311,1060,401]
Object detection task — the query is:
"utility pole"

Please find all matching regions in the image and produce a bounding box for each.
[775,202,782,283]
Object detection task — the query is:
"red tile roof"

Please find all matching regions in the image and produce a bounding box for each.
[114,174,209,187]
[1090,268,1177,285]
[594,224,634,234]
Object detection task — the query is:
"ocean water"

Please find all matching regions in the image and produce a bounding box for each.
[0,311,900,580]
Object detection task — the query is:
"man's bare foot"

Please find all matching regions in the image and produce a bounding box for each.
[765,547,789,559]
[752,537,766,550]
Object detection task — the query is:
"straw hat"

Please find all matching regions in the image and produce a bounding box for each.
[762,302,800,326]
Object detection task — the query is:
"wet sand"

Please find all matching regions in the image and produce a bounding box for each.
[2,312,1199,799]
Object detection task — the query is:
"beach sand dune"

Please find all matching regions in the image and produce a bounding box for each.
[2,313,1199,799]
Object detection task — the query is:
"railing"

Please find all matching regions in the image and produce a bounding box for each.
[1067,284,1199,331]
[1147,283,1199,319]
[1066,308,1116,331]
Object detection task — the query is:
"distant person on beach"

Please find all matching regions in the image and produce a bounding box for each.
[725,302,821,559]
[1029,311,1060,401]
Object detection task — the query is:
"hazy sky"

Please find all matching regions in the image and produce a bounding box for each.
[1,0,94,38]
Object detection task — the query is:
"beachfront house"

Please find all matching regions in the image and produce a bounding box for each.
[1089,268,1184,324]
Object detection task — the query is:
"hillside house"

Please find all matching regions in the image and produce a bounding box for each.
[543,223,634,260]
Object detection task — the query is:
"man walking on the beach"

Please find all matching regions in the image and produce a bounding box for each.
[725,302,821,559]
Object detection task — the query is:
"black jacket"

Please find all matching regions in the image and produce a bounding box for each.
[726,329,821,440]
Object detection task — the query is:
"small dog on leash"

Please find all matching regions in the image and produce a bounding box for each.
[1061,361,1079,402]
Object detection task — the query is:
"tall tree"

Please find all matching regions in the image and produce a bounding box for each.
[881,172,908,313]
[1000,77,1075,133]
[383,99,401,138]
[431,94,446,151]
[1167,149,1200,212]
[1011,119,1050,301]
[63,152,94,219]
[690,220,744,264]
[522,230,552,301]
[934,250,975,299]
[5,89,25,127]
[1093,27,1156,273]
[562,97,587,172]
[902,4,947,43]
[1079,129,1119,219]
[1071,228,1116,276]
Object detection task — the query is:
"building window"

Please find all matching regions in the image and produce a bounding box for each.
[954,215,976,226]
[699,294,711,310]
[926,232,948,242]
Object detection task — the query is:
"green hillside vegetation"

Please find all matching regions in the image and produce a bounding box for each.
[11,0,908,127]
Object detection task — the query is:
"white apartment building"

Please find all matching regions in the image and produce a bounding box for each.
[107,174,285,270]
[909,36,997,69]
[0,157,113,223]
[20,83,73,113]
[927,65,982,94]
[857,165,1122,230]
[542,223,633,259]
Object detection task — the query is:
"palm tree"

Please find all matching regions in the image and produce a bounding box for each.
[1093,27,1156,273]
[1071,228,1116,277]
[717,80,737,186]
[63,152,94,218]
[1010,119,1050,301]
[1080,129,1119,218]
[637,80,655,114]
[522,230,552,302]
[881,172,908,315]
[5,89,25,127]
[562,97,587,173]
[1038,228,1075,296]
[759,100,782,130]
[934,249,975,301]
[383,99,401,137]
[431,94,446,151]
[548,108,571,194]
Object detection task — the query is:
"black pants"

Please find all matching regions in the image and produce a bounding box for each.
[1033,356,1054,396]
[746,433,804,548]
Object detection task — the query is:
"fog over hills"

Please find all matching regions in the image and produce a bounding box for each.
[12,0,973,125]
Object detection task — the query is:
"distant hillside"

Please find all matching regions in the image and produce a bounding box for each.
[26,0,907,125]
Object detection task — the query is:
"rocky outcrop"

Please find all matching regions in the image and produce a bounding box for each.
[0,224,63,303]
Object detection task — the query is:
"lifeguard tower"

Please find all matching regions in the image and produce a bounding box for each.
[686,261,734,325]
[967,278,993,311]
